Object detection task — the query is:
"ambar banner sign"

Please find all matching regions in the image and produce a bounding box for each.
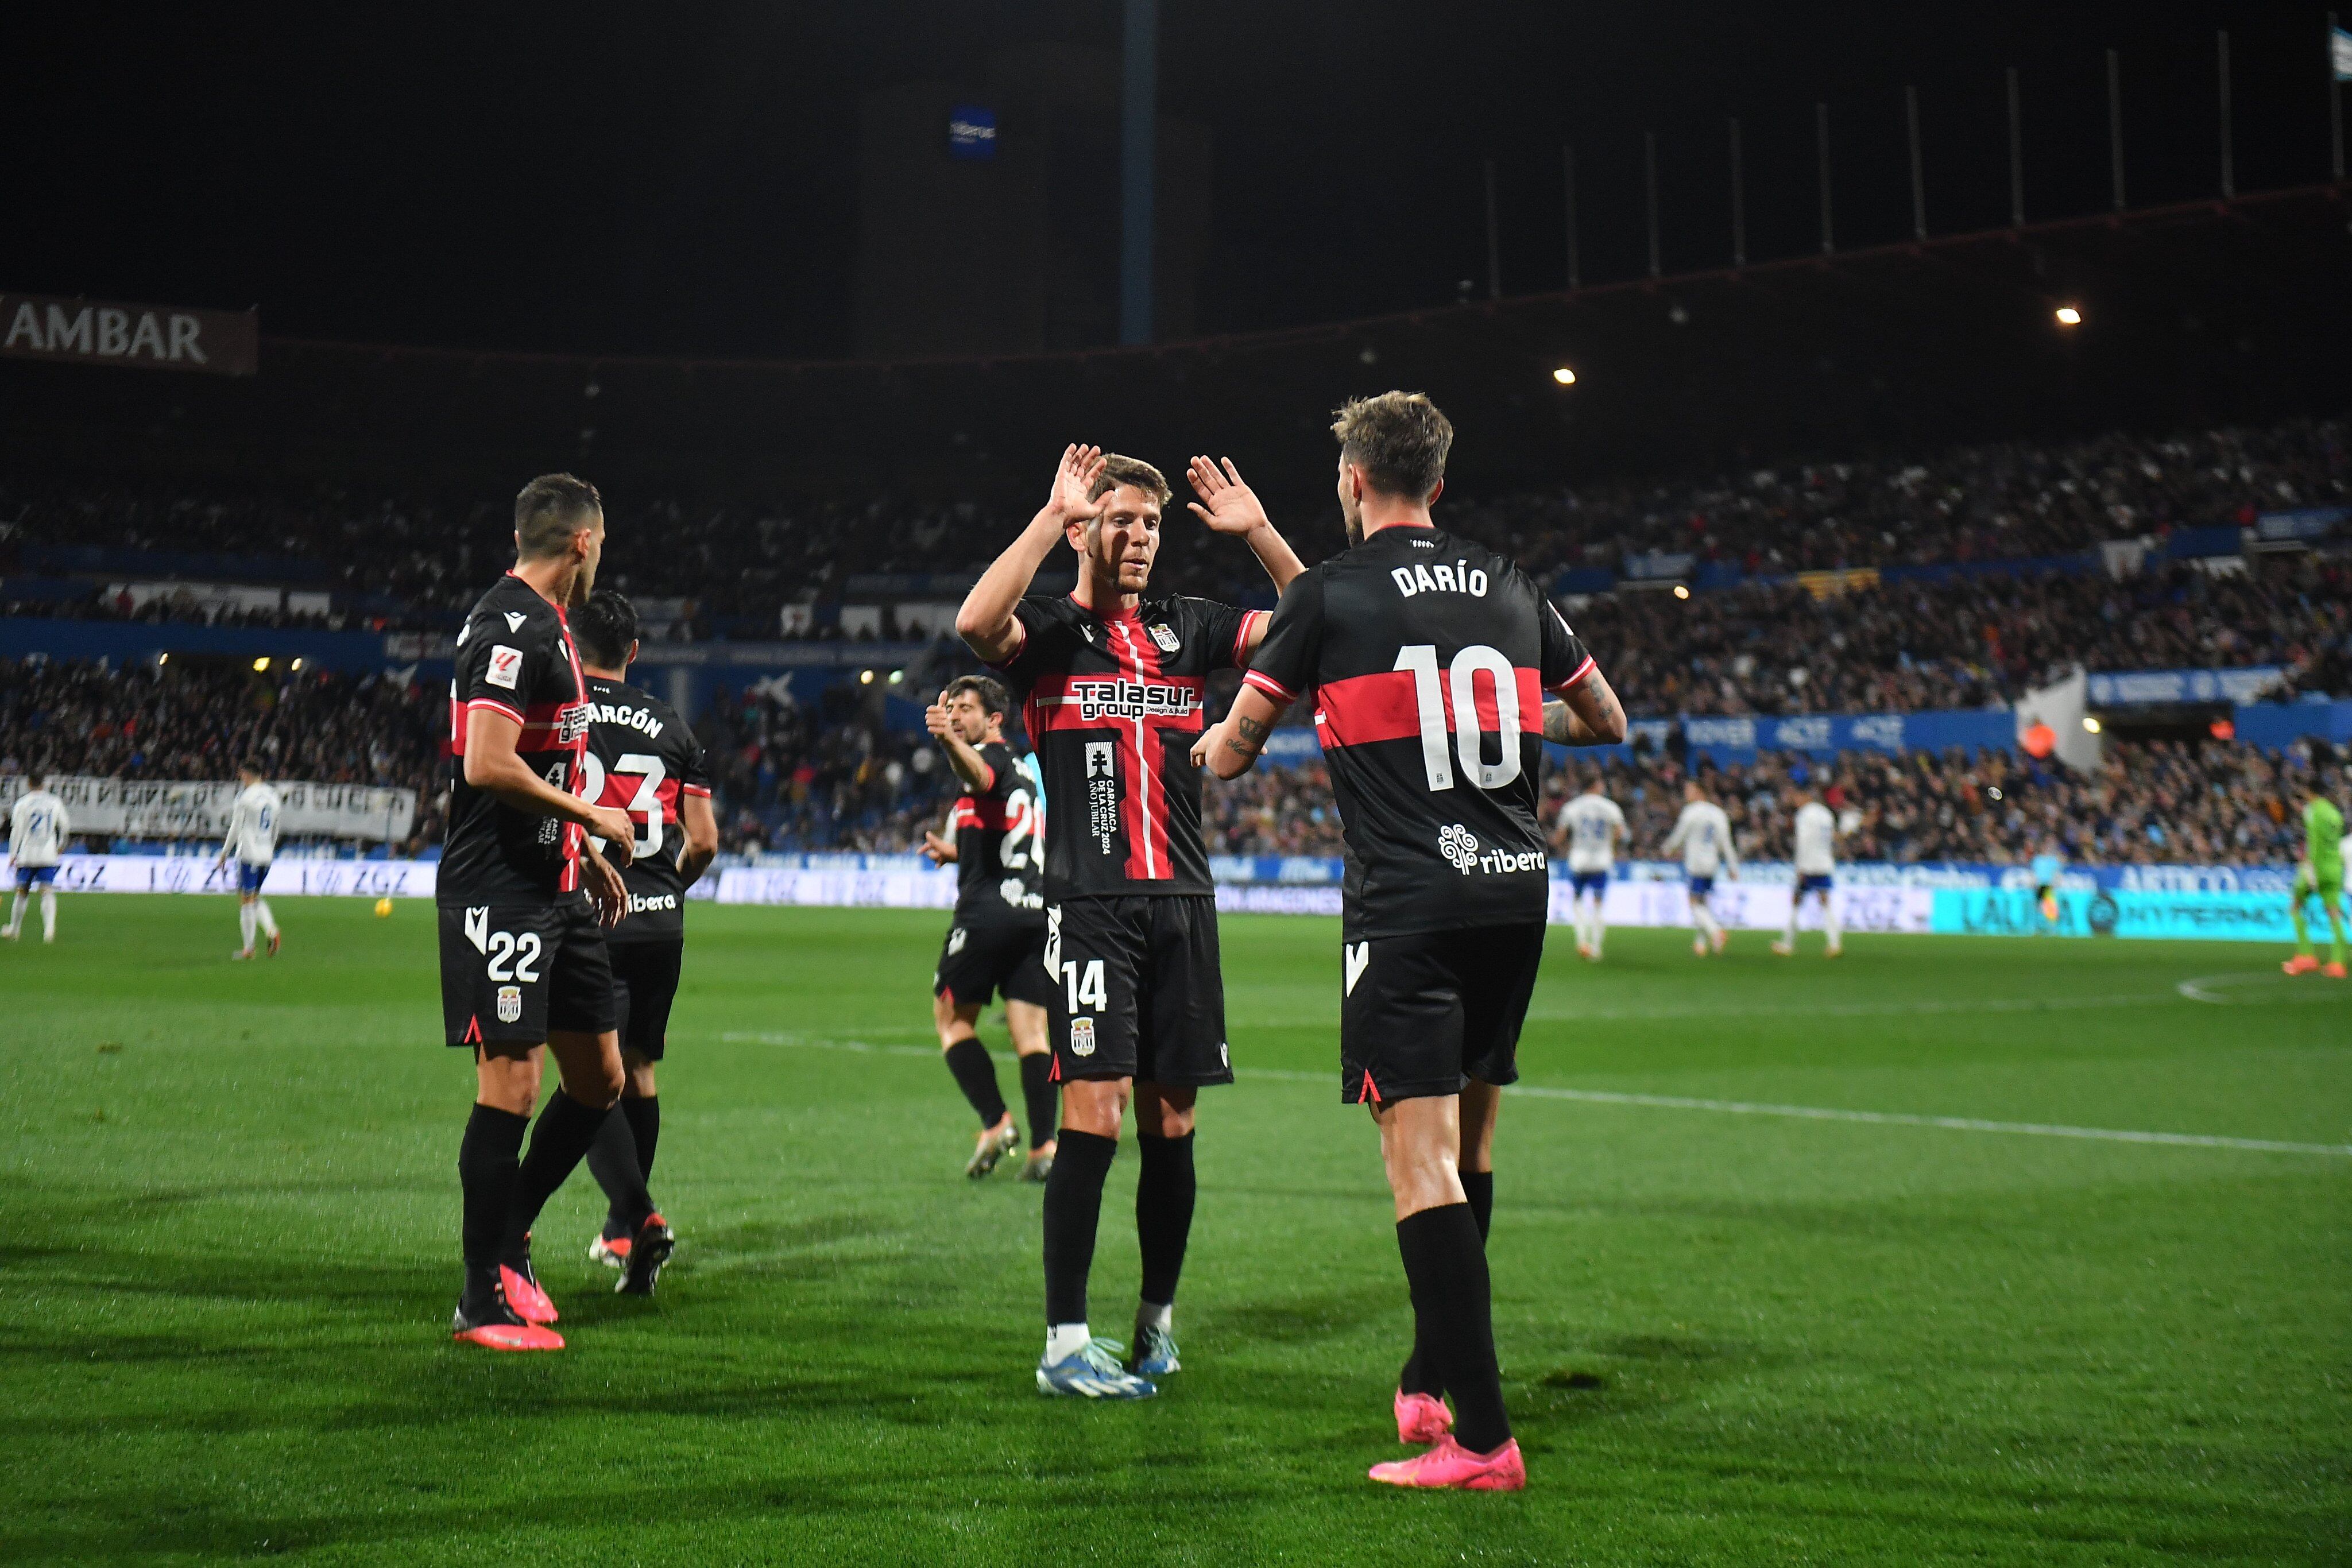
[0,291,257,376]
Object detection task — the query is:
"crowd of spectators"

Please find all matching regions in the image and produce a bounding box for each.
[0,655,447,851]
[1575,548,2352,717]
[3,656,2335,868]
[1537,741,2339,869]
[5,412,2346,636]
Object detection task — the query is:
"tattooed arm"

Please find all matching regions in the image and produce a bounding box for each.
[1541,667,1627,747]
[1191,682,1290,781]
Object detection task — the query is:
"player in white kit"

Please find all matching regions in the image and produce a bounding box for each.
[1773,787,1842,958]
[5,775,71,944]
[1555,778,1626,961]
[1660,779,1738,957]
[213,760,284,959]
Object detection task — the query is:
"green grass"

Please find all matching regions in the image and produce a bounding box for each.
[1,897,2346,1565]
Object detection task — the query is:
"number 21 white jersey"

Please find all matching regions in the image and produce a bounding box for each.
[1557,793,1626,873]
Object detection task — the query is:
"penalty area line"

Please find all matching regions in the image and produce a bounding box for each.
[721,1032,2351,1159]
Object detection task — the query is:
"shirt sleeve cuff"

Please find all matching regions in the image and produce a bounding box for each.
[1242,668,1299,704]
[982,621,1028,671]
[1233,609,1268,664]
[680,783,713,798]
[1550,656,1597,693]
[464,696,528,725]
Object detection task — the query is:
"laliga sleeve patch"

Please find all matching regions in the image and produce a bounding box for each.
[486,645,524,690]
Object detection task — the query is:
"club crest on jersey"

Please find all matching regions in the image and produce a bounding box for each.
[1148,622,1181,653]
[496,985,522,1024]
[1066,677,1198,724]
[1068,1016,1097,1057]
[1439,824,1480,872]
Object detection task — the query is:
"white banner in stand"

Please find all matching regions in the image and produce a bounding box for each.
[0,775,415,842]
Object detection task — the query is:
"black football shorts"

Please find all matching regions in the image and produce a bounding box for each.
[439,894,616,1048]
[1045,895,1232,1087]
[608,935,684,1061]
[1340,922,1547,1105]
[934,912,1054,1011]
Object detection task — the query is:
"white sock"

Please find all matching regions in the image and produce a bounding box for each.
[40,889,56,940]
[1694,904,1720,943]
[1588,896,1607,956]
[1136,1299,1173,1334]
[1824,897,1842,951]
[254,899,278,939]
[1046,1323,1092,1362]
[1571,898,1589,947]
[239,903,257,952]
[2,891,17,935]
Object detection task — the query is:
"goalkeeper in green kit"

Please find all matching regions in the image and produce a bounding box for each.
[2283,789,2347,978]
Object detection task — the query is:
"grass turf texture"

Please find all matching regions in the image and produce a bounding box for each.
[1,897,2345,1565]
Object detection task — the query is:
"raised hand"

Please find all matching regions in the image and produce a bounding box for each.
[1049,444,1108,524]
[1186,456,1269,537]
[924,696,955,741]
[920,829,958,865]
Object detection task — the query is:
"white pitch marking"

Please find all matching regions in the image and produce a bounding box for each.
[2176,971,2344,1006]
[718,1031,2349,1158]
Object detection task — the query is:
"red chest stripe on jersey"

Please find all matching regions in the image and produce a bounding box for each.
[952,796,1012,831]
[1314,667,1544,748]
[1112,620,1177,880]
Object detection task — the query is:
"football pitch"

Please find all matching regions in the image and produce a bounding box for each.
[2,897,2345,1565]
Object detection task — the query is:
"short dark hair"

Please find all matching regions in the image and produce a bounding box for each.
[1086,454,1171,506]
[238,757,265,777]
[515,473,603,559]
[942,674,1011,721]
[1332,391,1453,500]
[574,589,639,669]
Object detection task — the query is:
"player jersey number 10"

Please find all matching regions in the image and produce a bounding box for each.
[1395,644,1523,792]
[574,752,667,858]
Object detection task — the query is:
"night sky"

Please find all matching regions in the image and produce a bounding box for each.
[6,2,2330,359]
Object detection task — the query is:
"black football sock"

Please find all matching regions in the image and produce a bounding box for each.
[943,1036,1008,1128]
[586,1098,656,1232]
[1402,1171,1492,1399]
[1397,1202,1512,1455]
[1042,1129,1117,1327]
[458,1104,529,1313]
[1134,1130,1196,1308]
[1463,1168,1495,1244]
[1019,1053,1058,1151]
[504,1090,612,1264]
[622,1094,661,1183]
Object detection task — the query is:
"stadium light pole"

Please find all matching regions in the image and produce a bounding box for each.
[2107,48,2126,211]
[1563,144,1580,290]
[2217,30,2234,200]
[1119,0,1158,346]
[1906,86,1925,241]
[1816,102,1835,255]
[2334,13,2346,181]
[1729,117,1746,268]
[2007,67,2025,226]
[1484,159,1503,300]
[1644,131,1661,278]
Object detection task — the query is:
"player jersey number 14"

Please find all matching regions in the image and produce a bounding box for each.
[1394,643,1523,792]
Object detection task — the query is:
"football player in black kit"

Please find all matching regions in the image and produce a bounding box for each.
[918,675,1058,1183]
[440,474,643,1352]
[1197,393,1626,1488]
[570,590,718,1294]
[957,444,1303,1397]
